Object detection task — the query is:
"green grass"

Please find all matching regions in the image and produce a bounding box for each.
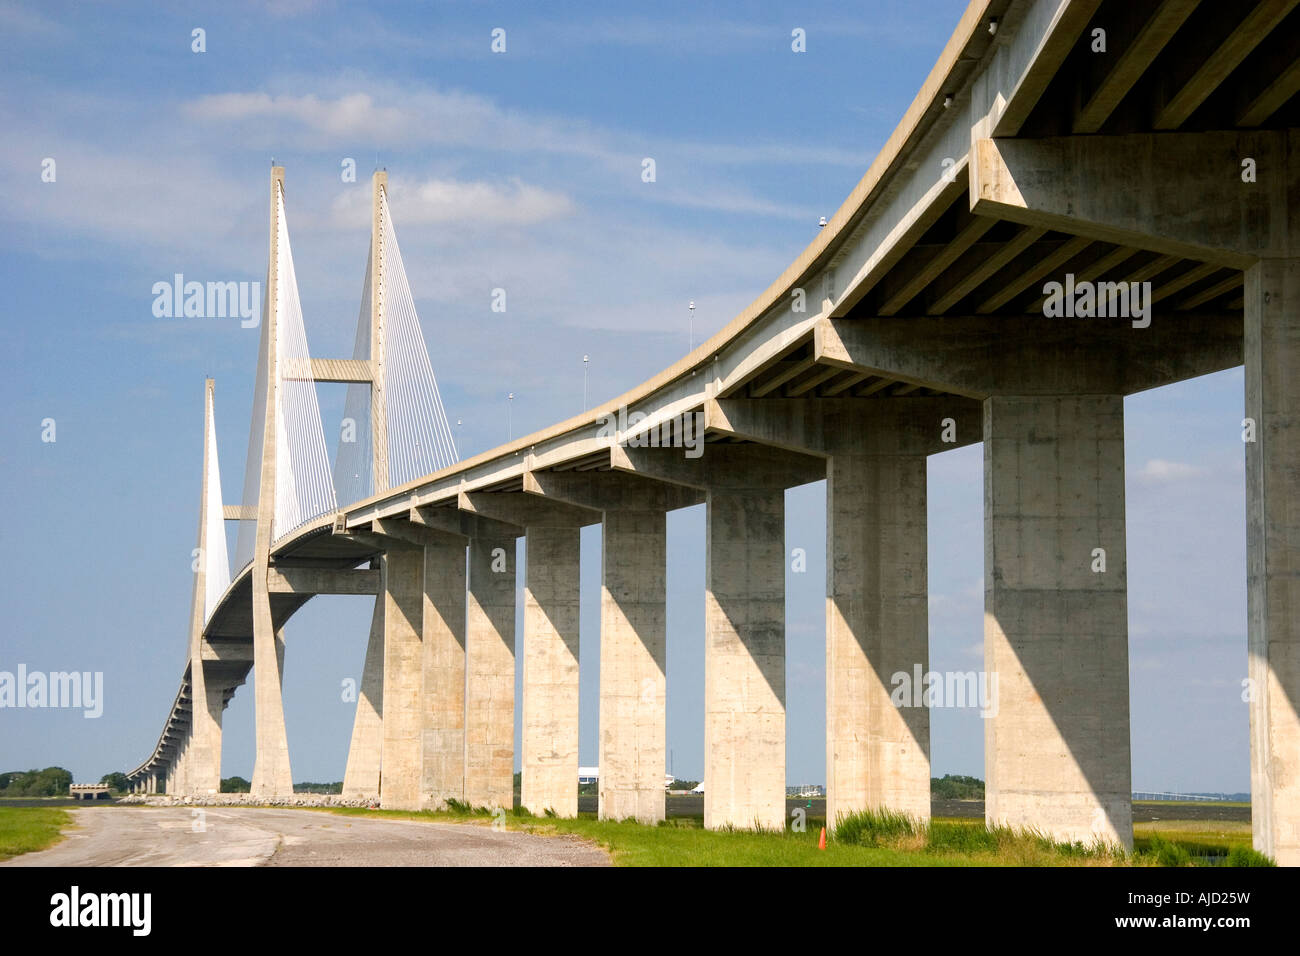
[1133,800,1251,809]
[0,807,73,861]
[316,804,1274,867]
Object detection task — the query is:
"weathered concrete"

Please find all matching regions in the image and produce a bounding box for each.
[521,526,582,817]
[342,595,384,800]
[250,169,293,798]
[186,380,223,797]
[465,535,517,810]
[189,675,224,797]
[970,131,1299,269]
[600,508,668,823]
[825,402,935,828]
[983,394,1132,849]
[422,537,468,809]
[522,470,700,825]
[379,546,424,810]
[705,486,786,831]
[1245,257,1300,866]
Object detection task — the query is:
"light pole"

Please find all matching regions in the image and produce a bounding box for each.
[583,354,589,410]
[507,393,514,440]
[688,300,695,351]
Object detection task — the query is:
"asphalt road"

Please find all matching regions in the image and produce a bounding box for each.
[3,807,610,867]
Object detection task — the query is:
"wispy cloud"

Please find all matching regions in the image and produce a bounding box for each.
[1135,458,1207,483]
[331,176,575,228]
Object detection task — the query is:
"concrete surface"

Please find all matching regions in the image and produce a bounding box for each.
[3,807,609,868]
[984,394,1133,849]
[464,535,517,810]
[705,485,786,831]
[521,525,582,818]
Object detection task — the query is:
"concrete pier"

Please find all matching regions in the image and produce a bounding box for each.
[599,507,668,823]
[464,534,518,810]
[343,593,384,800]
[378,546,425,810]
[824,402,934,828]
[521,526,582,816]
[422,536,468,809]
[705,485,786,831]
[520,470,700,825]
[1245,258,1300,866]
[983,394,1132,848]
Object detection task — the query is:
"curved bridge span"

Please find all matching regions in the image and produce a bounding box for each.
[129,0,1300,864]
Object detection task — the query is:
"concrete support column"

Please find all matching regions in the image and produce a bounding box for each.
[422,538,468,808]
[600,509,667,823]
[984,394,1132,848]
[188,671,224,796]
[825,404,931,829]
[343,592,384,800]
[379,546,425,810]
[521,526,582,817]
[465,535,517,809]
[173,738,189,796]
[705,486,786,831]
[250,590,292,796]
[1245,257,1300,866]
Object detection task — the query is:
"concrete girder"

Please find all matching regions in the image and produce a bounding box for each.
[814,313,1243,398]
[1072,0,1201,135]
[989,0,1104,137]
[410,504,521,540]
[266,567,380,595]
[458,489,599,528]
[371,517,455,549]
[704,397,982,457]
[970,132,1300,269]
[522,469,703,513]
[610,442,825,491]
[1154,0,1300,130]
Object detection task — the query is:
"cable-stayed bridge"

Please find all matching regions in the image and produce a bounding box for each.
[126,0,1300,866]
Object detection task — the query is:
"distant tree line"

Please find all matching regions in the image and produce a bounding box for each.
[221,776,251,793]
[99,772,130,793]
[0,767,72,796]
[294,782,342,794]
[931,774,985,799]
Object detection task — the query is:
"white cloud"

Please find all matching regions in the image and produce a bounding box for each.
[330,176,574,228]
[1136,458,1206,483]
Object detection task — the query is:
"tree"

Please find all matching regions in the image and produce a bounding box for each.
[99,772,130,793]
[221,776,251,793]
[931,774,985,799]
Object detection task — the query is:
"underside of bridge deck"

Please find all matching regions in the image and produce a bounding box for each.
[129,0,1300,865]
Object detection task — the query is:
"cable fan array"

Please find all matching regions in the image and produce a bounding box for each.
[232,178,460,573]
[201,386,231,623]
[272,187,337,538]
[334,188,459,504]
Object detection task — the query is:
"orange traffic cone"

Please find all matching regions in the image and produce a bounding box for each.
[818,826,827,850]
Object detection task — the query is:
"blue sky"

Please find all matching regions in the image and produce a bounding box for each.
[0,0,1250,792]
